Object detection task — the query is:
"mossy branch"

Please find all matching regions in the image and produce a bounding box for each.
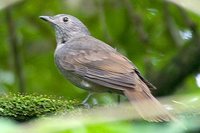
[0,94,78,122]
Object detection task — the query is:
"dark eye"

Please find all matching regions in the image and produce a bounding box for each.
[63,17,68,22]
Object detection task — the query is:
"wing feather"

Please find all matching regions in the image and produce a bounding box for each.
[56,36,152,92]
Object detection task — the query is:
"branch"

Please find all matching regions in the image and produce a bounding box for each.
[152,5,200,96]
[122,0,148,43]
[163,1,183,47]
[0,0,22,10]
[122,0,154,78]
[97,0,113,43]
[5,7,26,94]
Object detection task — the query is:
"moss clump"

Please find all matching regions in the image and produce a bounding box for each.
[0,94,78,122]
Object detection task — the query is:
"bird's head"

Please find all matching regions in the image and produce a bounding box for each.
[40,14,90,43]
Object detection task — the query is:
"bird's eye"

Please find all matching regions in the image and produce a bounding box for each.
[63,17,68,22]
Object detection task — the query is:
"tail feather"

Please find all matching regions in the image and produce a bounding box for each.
[124,89,174,122]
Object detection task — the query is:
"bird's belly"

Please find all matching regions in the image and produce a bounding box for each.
[65,71,111,92]
[56,65,108,92]
[64,71,93,91]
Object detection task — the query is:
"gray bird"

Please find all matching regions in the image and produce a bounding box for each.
[39,14,173,122]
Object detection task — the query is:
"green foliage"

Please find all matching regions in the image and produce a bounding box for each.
[0,0,200,99]
[0,108,199,133]
[0,94,78,122]
[66,121,134,133]
[0,94,199,132]
[0,0,200,132]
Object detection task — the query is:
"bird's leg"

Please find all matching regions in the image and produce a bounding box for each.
[81,92,93,107]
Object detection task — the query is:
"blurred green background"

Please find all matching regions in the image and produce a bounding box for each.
[1,0,200,100]
[1,0,200,132]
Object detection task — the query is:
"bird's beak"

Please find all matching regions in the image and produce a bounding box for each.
[39,16,55,24]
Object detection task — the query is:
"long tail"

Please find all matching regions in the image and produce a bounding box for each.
[124,88,174,122]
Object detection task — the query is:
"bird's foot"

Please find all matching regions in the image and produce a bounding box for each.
[81,102,91,109]
[79,92,94,108]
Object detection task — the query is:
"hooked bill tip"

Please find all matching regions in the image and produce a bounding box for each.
[39,16,49,21]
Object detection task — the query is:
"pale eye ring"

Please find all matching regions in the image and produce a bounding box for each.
[63,17,68,22]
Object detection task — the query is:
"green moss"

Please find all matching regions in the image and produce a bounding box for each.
[0,94,78,122]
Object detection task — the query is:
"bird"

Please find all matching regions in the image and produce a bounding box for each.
[39,14,174,122]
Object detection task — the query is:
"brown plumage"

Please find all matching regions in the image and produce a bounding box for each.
[40,14,174,122]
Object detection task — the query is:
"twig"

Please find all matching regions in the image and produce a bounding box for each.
[163,1,183,47]
[5,7,26,94]
[177,5,197,34]
[97,0,113,43]
[122,0,148,43]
